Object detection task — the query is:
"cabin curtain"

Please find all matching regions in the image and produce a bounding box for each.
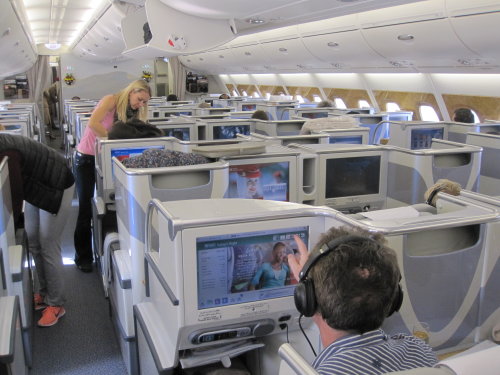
[26,55,52,134]
[169,56,187,101]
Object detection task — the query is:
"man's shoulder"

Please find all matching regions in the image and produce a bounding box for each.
[314,331,437,374]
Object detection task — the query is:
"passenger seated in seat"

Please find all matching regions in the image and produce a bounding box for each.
[107,118,162,139]
[317,100,333,108]
[288,226,437,374]
[121,148,210,168]
[424,179,462,207]
[299,115,358,135]
[453,108,474,123]
[251,110,269,121]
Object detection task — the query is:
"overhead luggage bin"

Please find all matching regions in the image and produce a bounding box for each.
[121,0,236,59]
[449,11,500,62]
[360,18,482,69]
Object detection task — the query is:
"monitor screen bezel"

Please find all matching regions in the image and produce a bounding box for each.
[410,127,445,150]
[227,160,292,202]
[195,225,309,310]
[226,155,299,202]
[181,217,324,325]
[99,139,171,193]
[209,122,252,140]
[319,150,387,208]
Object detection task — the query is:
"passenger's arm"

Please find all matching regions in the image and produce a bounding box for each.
[88,94,116,137]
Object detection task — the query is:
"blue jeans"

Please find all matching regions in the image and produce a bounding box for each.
[73,151,95,265]
[25,184,75,306]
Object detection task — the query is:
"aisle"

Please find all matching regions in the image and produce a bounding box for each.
[29,131,127,375]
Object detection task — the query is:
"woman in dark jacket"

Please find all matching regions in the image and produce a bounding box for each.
[0,133,74,327]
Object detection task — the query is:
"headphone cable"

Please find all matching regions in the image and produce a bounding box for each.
[299,314,317,357]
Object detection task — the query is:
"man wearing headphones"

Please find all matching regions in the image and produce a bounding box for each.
[288,226,437,374]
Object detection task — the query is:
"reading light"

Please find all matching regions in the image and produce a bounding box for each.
[246,18,266,24]
[390,60,413,67]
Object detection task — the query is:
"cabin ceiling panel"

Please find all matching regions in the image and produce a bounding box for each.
[278,74,318,87]
[363,73,433,92]
[314,73,366,89]
[430,74,500,97]
[301,30,391,69]
[360,18,481,68]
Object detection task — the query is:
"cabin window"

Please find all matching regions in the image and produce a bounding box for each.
[242,90,248,96]
[358,100,370,108]
[386,102,400,112]
[313,95,322,103]
[265,93,271,100]
[253,92,260,98]
[232,90,238,97]
[470,110,480,123]
[334,98,347,109]
[419,105,440,121]
[295,95,305,103]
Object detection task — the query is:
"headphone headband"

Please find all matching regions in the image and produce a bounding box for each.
[298,235,372,281]
[426,187,444,206]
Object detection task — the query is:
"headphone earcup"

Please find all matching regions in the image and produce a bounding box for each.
[294,279,317,317]
[387,284,404,317]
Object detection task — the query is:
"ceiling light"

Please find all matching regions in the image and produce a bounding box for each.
[45,43,61,50]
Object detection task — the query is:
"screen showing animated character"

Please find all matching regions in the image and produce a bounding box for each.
[228,162,289,201]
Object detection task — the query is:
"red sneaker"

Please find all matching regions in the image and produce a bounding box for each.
[38,306,66,327]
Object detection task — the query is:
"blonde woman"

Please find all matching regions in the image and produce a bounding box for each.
[73,80,151,272]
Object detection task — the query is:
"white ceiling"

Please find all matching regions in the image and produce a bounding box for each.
[13,0,111,49]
